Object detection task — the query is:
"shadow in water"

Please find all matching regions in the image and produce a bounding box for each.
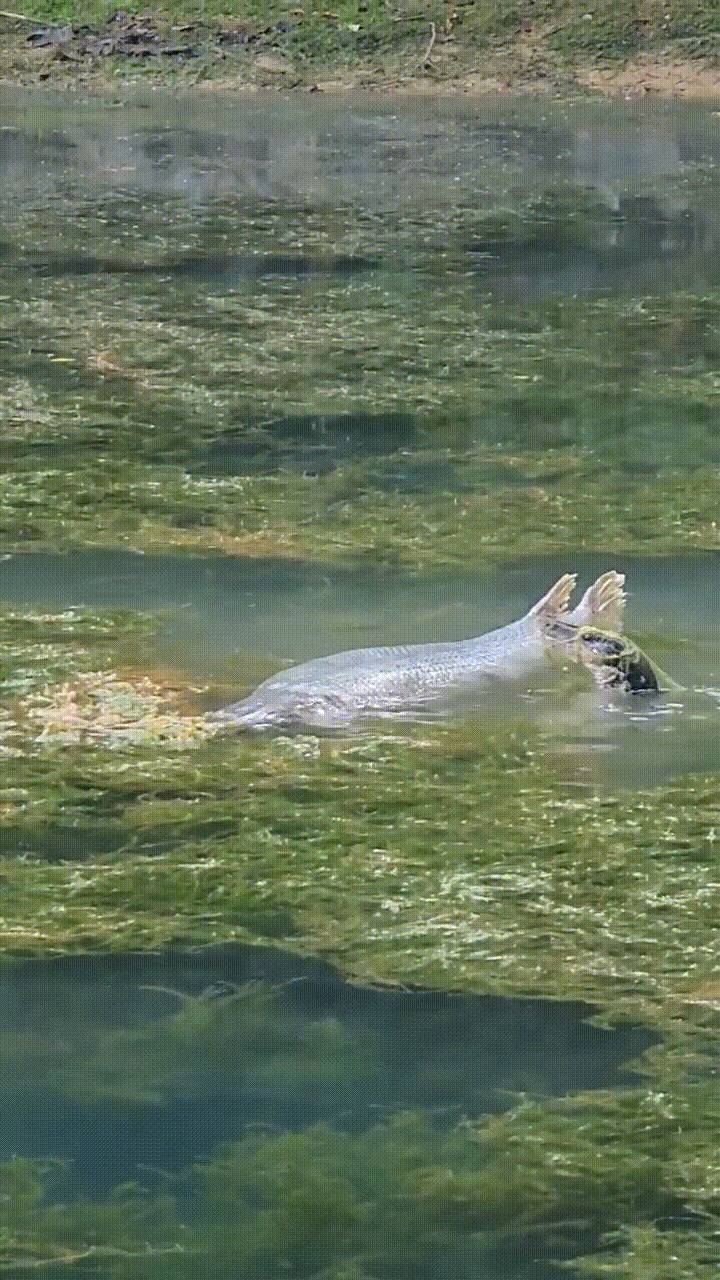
[22,251,378,282]
[197,411,422,478]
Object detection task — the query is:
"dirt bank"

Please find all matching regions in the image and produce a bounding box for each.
[0,8,717,99]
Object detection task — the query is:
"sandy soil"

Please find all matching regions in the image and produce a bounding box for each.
[576,57,720,97]
[0,13,717,101]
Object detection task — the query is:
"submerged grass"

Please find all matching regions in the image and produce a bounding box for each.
[2,1101,719,1278]
[1,106,720,1279]
[3,214,720,567]
[5,454,719,566]
[0,601,719,1276]
[0,957,717,1276]
[0,603,715,1024]
[3,716,720,1025]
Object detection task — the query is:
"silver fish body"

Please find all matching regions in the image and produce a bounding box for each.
[211,570,628,732]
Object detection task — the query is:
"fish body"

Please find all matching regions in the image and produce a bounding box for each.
[211,571,630,732]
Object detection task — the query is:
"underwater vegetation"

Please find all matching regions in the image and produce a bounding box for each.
[1,105,720,1278]
[0,1092,719,1277]
[0,605,718,1273]
[1,179,720,566]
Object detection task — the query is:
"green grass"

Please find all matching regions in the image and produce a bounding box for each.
[1,0,718,84]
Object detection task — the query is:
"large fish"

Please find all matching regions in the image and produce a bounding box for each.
[210,570,660,732]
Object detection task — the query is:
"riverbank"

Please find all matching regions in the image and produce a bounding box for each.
[0,2,718,98]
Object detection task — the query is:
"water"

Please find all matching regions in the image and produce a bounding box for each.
[0,549,717,787]
[1,88,720,1278]
[0,943,654,1278]
[1,92,720,477]
[1,944,652,1186]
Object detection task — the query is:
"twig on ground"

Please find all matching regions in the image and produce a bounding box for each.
[0,8,64,23]
[421,21,436,67]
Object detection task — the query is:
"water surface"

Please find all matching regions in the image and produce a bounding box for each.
[1,90,720,480]
[1,88,720,1280]
[0,943,654,1279]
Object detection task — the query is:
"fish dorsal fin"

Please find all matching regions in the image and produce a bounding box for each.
[526,573,578,624]
[569,570,627,632]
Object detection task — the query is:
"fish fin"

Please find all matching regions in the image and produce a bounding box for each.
[568,570,627,631]
[527,573,577,622]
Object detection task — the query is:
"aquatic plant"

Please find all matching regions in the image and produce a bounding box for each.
[0,179,719,568]
[0,121,719,1280]
[1,1092,719,1278]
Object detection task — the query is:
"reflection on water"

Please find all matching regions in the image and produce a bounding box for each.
[469,195,720,299]
[1,90,719,207]
[0,944,654,1278]
[0,550,718,786]
[1,90,720,485]
[2,93,720,305]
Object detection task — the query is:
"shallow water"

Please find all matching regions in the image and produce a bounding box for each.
[0,549,717,787]
[1,943,652,1186]
[0,943,653,1278]
[1,91,720,480]
[1,88,720,1279]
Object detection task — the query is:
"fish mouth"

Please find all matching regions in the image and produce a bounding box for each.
[544,621,662,694]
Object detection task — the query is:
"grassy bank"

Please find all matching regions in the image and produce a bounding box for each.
[0,0,718,93]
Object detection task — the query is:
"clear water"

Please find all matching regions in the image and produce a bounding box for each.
[1,87,720,1279]
[2,91,720,476]
[0,548,718,787]
[0,944,652,1188]
[0,944,654,1279]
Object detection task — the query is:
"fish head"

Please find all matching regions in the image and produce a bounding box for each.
[543,620,662,693]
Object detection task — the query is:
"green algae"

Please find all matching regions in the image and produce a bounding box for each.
[3,718,719,1020]
[0,1096,718,1277]
[0,597,710,1019]
[1,108,720,1280]
[1,978,362,1106]
[0,599,717,1276]
[1,176,720,568]
[574,1224,720,1279]
[5,451,720,569]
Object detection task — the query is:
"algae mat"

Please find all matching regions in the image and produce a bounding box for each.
[0,93,719,565]
[1,91,720,1277]
[0,563,718,1276]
